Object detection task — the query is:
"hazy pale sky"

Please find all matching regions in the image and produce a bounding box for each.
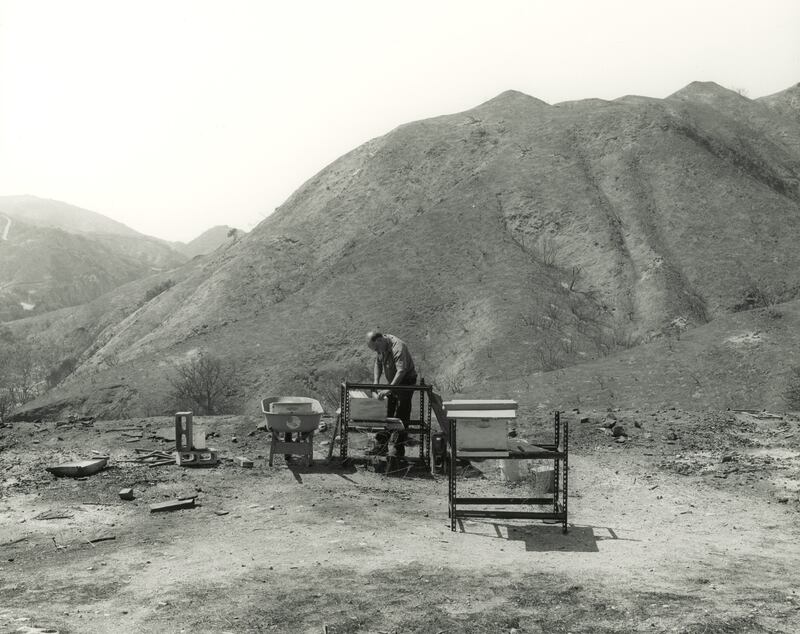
[1,0,798,242]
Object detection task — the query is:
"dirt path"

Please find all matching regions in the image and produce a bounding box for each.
[1,411,799,632]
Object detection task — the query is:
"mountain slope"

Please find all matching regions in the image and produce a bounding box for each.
[0,219,185,322]
[0,195,141,237]
[0,197,187,320]
[9,81,800,419]
[173,225,245,258]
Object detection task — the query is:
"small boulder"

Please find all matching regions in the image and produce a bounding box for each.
[612,426,627,437]
[119,488,135,501]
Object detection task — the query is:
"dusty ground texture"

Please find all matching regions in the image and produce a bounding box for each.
[1,409,799,633]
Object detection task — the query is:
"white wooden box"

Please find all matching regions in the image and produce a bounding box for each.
[456,419,508,452]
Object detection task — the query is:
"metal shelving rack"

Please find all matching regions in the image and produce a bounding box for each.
[448,410,568,533]
[338,381,433,463]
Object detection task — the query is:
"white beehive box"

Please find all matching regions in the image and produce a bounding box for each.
[456,419,508,452]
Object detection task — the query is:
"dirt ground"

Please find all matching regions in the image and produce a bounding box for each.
[1,409,799,633]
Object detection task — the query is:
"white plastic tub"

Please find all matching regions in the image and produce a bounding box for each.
[261,396,323,433]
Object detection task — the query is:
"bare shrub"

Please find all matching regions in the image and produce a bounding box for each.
[433,368,466,394]
[0,335,44,419]
[144,279,175,303]
[731,280,794,312]
[0,389,15,423]
[535,235,559,267]
[46,357,78,388]
[314,381,343,414]
[169,352,239,415]
[785,366,800,410]
[534,335,565,371]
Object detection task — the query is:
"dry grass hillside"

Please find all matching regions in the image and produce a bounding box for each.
[8,81,800,419]
[0,195,142,237]
[0,218,184,321]
[171,225,245,258]
[0,197,186,321]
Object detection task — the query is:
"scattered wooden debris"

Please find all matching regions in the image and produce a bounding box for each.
[234,456,254,468]
[148,459,175,468]
[132,450,175,467]
[36,510,74,520]
[87,533,116,544]
[149,497,196,513]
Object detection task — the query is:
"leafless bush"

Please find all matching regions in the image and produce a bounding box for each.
[315,382,343,415]
[534,336,565,371]
[733,284,774,311]
[732,280,793,312]
[558,337,576,355]
[785,366,800,410]
[535,235,559,268]
[0,389,15,423]
[46,357,78,388]
[433,368,466,395]
[0,335,45,419]
[169,352,239,415]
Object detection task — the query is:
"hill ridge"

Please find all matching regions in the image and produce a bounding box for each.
[6,80,800,420]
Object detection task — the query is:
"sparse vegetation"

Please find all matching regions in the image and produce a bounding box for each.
[0,332,42,420]
[785,366,800,410]
[46,356,78,388]
[433,368,466,394]
[535,235,559,267]
[143,278,175,303]
[169,352,239,415]
[731,280,797,313]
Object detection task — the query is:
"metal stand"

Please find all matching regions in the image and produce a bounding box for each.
[339,381,433,464]
[448,411,568,533]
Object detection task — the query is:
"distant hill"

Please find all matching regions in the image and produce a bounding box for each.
[0,197,186,321]
[0,195,141,237]
[758,82,800,122]
[172,225,245,258]
[8,81,800,420]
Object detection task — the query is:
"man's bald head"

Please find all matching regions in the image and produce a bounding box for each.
[366,331,383,351]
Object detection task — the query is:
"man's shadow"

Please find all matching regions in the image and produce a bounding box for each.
[285,457,358,484]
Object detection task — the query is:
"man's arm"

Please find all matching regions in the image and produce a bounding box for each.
[373,356,382,385]
[388,368,406,387]
[387,340,410,386]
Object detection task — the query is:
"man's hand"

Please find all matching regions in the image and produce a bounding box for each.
[376,390,390,399]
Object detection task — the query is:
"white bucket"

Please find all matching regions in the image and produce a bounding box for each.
[498,459,525,482]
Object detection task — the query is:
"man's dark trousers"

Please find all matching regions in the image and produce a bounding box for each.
[385,373,417,458]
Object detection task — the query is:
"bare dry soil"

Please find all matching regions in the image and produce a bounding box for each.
[1,409,799,633]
